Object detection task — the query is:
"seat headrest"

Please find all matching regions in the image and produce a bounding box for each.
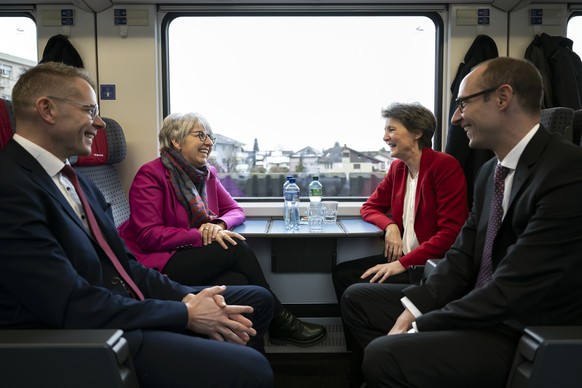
[540,107,575,138]
[71,117,127,166]
[0,98,15,150]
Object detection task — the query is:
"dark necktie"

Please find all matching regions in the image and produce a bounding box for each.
[61,165,145,300]
[475,164,510,288]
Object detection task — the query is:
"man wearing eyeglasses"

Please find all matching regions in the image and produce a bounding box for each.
[341,56,582,387]
[0,62,275,387]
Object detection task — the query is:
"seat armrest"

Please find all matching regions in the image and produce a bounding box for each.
[423,258,442,277]
[0,329,139,388]
[506,326,582,388]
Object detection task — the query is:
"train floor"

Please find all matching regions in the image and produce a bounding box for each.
[268,352,352,388]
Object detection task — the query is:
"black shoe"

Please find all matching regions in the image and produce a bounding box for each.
[268,308,327,347]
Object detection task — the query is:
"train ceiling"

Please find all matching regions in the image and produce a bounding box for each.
[0,0,569,14]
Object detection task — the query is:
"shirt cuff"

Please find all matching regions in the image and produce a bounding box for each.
[401,296,422,333]
[407,321,419,333]
[400,296,422,318]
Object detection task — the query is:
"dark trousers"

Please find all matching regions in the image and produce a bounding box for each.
[341,282,521,388]
[125,285,275,388]
[332,255,412,356]
[164,240,285,314]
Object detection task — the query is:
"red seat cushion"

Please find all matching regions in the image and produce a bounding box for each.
[74,129,109,166]
[0,99,14,150]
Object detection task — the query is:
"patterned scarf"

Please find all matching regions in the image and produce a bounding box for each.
[161,149,216,228]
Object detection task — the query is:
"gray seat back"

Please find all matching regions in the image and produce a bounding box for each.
[71,118,130,227]
[540,107,575,141]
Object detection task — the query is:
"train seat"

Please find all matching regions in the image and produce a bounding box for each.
[71,117,131,227]
[0,329,139,388]
[540,106,575,142]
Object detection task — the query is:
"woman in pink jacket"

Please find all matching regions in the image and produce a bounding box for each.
[118,112,325,347]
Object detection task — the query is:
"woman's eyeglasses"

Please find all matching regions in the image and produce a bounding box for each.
[190,131,216,143]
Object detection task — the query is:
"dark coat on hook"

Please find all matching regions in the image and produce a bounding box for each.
[445,35,498,208]
[39,34,84,68]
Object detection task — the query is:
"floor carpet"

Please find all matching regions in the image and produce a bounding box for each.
[267,352,352,388]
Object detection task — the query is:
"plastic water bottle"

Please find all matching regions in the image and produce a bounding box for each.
[283,176,292,229]
[282,175,293,194]
[284,177,300,231]
[308,176,323,232]
[308,176,323,203]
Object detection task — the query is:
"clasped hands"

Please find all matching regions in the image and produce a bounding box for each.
[198,222,245,248]
[183,285,256,345]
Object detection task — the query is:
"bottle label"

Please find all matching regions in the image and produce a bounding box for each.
[309,188,322,197]
[284,192,299,201]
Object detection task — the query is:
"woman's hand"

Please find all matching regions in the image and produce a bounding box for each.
[384,223,404,262]
[199,222,245,249]
[360,260,406,283]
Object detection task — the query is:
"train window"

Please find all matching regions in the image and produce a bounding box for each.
[166,13,439,199]
[568,15,582,59]
[0,16,37,100]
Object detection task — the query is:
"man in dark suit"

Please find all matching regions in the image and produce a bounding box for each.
[341,57,582,388]
[0,62,275,388]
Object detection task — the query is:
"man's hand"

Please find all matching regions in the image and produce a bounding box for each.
[183,285,256,345]
[388,308,415,335]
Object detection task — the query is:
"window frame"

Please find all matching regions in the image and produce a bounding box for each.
[160,5,444,202]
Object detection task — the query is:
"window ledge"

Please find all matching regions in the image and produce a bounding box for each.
[240,201,364,218]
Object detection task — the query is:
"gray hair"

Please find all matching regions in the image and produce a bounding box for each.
[159,112,213,151]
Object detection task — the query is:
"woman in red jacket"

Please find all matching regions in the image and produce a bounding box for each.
[333,103,468,383]
[333,102,468,296]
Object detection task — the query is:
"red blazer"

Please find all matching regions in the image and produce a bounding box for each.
[118,158,245,271]
[360,148,468,268]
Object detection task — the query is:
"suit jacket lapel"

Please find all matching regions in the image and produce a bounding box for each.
[508,127,551,208]
[7,141,92,238]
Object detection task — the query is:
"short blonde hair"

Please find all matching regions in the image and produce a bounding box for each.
[12,62,95,121]
[158,112,213,151]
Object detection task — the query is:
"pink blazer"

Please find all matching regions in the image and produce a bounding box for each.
[360,148,469,268]
[118,158,245,271]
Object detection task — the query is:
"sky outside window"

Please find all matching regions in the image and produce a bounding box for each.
[168,15,437,154]
[568,15,582,59]
[0,16,37,62]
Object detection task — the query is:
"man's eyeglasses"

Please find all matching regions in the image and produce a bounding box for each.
[455,87,499,113]
[190,131,216,143]
[48,96,100,120]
